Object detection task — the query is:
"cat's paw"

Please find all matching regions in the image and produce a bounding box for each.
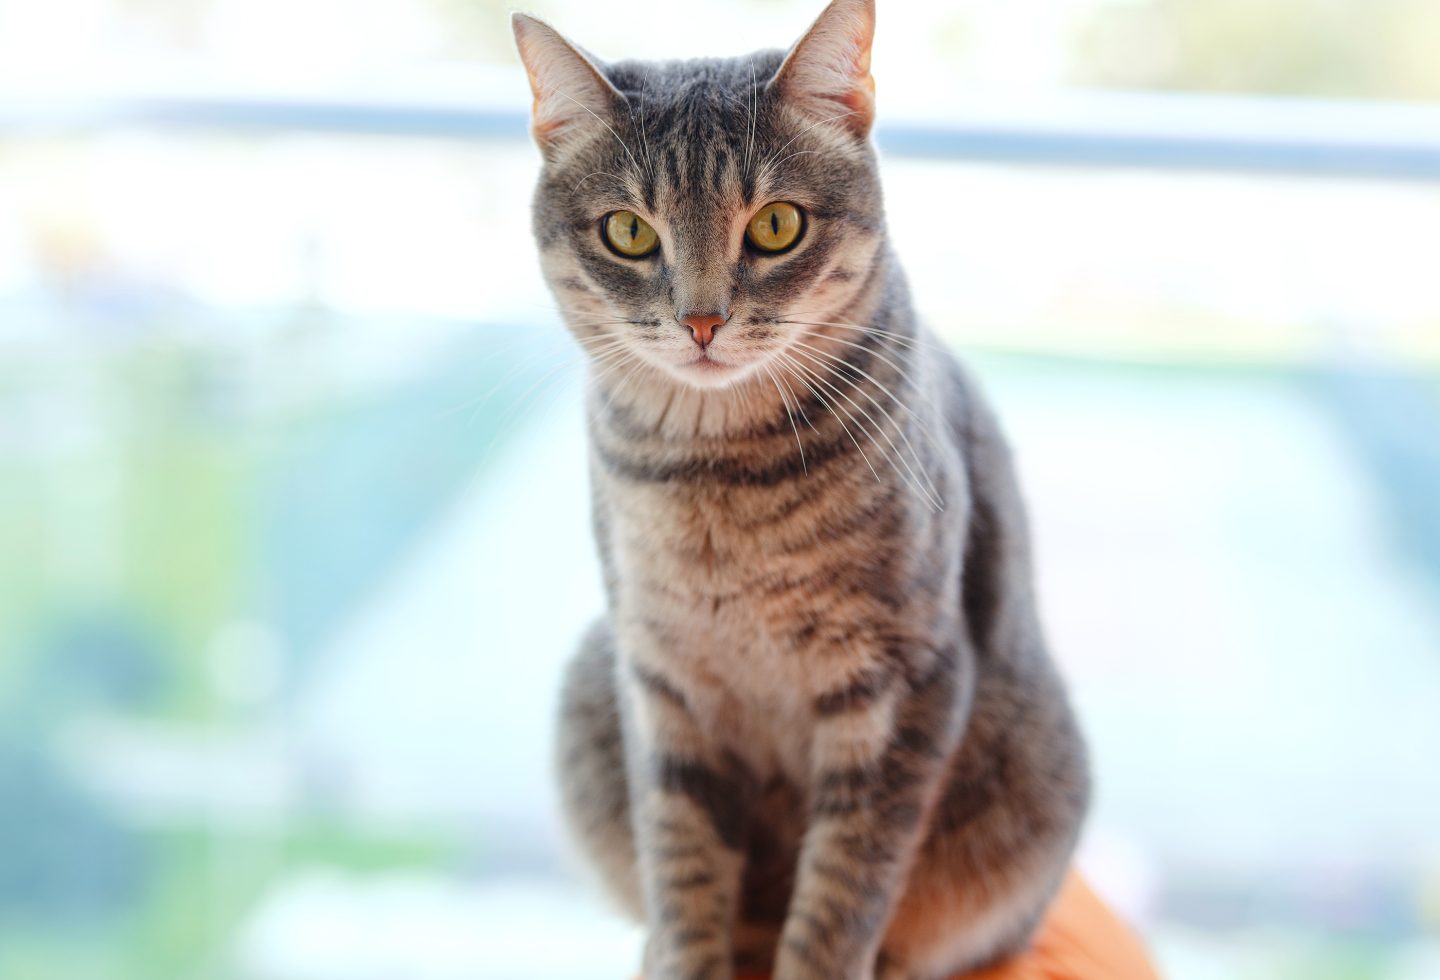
[641,934,735,980]
[771,948,874,980]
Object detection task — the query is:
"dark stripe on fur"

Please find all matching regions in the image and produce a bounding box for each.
[654,753,752,850]
[813,664,896,715]
[631,663,690,710]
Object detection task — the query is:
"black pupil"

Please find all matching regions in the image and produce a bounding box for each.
[628,215,638,241]
[770,210,779,234]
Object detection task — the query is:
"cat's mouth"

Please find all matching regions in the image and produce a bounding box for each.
[678,350,747,387]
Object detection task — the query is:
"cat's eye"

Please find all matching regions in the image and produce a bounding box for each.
[602,210,660,258]
[746,202,804,253]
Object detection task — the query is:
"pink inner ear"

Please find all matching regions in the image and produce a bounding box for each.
[531,98,571,144]
[792,61,875,132]
[828,57,875,116]
[834,24,873,81]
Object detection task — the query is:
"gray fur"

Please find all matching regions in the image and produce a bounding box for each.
[515,2,1089,977]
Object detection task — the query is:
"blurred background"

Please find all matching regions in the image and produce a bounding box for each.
[2,0,1439,978]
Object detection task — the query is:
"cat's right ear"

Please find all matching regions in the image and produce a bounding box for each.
[512,13,624,156]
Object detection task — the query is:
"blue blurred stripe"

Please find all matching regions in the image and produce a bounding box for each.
[4,89,1440,180]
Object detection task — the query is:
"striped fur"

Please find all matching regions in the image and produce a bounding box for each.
[519,3,1089,978]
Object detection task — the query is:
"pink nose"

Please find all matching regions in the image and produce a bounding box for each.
[679,313,726,347]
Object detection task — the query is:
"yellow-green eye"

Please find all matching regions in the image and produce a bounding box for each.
[746,202,803,253]
[602,210,660,257]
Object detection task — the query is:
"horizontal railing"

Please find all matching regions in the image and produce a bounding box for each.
[4,71,1440,180]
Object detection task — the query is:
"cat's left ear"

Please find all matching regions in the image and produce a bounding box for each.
[772,0,876,139]
[512,13,626,155]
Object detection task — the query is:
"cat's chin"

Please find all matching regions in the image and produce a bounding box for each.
[668,354,753,390]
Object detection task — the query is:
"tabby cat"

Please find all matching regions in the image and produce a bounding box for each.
[512,2,1089,977]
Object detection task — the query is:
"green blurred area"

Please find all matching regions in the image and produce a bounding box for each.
[0,318,559,978]
[1071,0,1440,100]
[0,820,455,980]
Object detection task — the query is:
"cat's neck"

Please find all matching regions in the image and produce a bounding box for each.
[589,368,791,444]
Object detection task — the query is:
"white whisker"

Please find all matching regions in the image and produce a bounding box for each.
[786,345,943,511]
[473,345,599,429]
[553,89,645,177]
[745,60,758,178]
[773,362,812,431]
[594,352,651,417]
[759,148,821,175]
[485,342,637,453]
[776,314,949,355]
[788,340,945,508]
[777,350,882,486]
[572,170,630,193]
[763,362,806,475]
[636,73,656,177]
[754,109,858,184]
[790,330,950,440]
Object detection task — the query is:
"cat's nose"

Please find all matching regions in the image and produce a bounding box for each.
[678,312,727,348]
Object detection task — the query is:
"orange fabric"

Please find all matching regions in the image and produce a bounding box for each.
[725,872,1159,980]
[963,873,1159,980]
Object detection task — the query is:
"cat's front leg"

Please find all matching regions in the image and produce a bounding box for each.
[620,644,757,980]
[774,653,966,980]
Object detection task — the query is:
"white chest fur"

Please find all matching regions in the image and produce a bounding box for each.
[605,484,825,780]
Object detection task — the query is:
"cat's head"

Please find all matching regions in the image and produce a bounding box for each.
[514,0,884,392]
